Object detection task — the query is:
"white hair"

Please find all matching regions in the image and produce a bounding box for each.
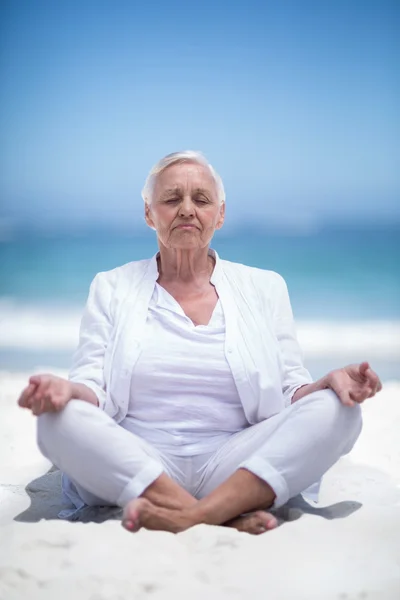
[141,150,226,205]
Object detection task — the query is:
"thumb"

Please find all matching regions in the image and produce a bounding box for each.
[29,375,41,386]
[359,362,370,377]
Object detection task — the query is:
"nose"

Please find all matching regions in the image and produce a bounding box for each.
[179,195,195,218]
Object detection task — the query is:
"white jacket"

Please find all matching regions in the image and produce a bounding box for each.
[68,249,313,423]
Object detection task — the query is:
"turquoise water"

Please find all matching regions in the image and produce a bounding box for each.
[1,225,399,377]
[1,226,399,319]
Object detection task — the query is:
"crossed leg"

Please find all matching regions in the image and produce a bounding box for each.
[122,389,362,534]
[37,389,362,535]
[123,468,278,534]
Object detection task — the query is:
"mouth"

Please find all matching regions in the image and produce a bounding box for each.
[174,224,198,230]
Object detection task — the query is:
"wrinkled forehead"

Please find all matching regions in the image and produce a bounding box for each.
[153,161,218,197]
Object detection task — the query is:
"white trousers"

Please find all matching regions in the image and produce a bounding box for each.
[37,389,362,511]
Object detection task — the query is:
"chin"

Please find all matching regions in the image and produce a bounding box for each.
[170,242,201,250]
[166,233,202,249]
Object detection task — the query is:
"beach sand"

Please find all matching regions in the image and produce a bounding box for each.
[1,370,399,599]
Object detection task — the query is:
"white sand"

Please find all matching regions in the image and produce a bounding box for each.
[1,371,399,600]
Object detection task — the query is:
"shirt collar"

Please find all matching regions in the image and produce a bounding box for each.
[145,248,222,285]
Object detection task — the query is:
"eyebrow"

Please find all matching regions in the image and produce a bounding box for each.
[160,187,211,199]
[193,188,210,195]
[159,187,181,199]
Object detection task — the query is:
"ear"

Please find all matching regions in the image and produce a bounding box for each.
[144,203,155,229]
[215,202,225,230]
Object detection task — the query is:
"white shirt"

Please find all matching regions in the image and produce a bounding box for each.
[69,249,313,425]
[121,283,248,455]
[67,249,320,505]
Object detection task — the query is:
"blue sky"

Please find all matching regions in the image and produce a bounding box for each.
[0,0,399,233]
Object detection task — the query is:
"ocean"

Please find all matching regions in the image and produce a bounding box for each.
[1,226,399,379]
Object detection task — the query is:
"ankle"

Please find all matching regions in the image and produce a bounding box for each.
[183,503,208,527]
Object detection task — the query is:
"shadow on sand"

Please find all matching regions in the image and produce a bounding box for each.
[15,467,123,523]
[15,467,363,525]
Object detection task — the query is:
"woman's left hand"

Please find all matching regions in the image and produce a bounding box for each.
[326,361,382,407]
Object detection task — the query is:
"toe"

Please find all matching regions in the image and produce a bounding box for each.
[122,519,135,531]
[122,498,146,532]
[227,510,279,535]
[265,513,278,530]
[253,511,278,533]
[122,513,140,532]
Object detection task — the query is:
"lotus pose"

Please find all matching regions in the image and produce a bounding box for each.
[18,151,382,535]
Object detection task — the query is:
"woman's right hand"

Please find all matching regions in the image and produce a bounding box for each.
[18,374,73,416]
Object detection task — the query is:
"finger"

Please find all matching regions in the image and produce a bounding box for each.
[18,383,38,408]
[44,393,60,412]
[368,380,382,398]
[368,371,381,390]
[349,387,370,403]
[359,362,370,378]
[31,396,44,416]
[365,369,382,395]
[29,374,45,387]
[346,364,366,384]
[32,393,57,415]
[33,393,54,415]
[18,384,32,407]
[32,379,51,404]
[334,387,355,407]
[47,390,68,412]
[31,380,51,414]
[364,367,377,382]
[29,374,53,397]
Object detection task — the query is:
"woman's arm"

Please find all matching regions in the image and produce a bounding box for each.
[70,381,99,406]
[268,272,314,406]
[291,378,329,404]
[269,274,382,407]
[19,271,116,416]
[68,271,115,410]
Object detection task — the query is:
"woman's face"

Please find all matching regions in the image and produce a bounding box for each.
[145,162,225,250]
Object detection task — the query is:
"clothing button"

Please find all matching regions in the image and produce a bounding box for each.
[227,348,233,354]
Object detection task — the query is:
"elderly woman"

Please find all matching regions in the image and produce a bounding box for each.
[18,151,381,535]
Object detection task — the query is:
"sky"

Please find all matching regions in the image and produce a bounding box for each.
[0,0,399,234]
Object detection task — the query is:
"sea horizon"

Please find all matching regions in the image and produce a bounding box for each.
[1,224,399,378]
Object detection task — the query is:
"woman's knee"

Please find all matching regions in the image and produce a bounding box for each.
[313,388,363,450]
[37,400,95,457]
[341,400,363,453]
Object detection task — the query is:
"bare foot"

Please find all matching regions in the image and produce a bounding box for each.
[122,498,194,533]
[226,511,278,535]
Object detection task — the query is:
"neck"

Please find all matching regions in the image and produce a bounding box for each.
[157,245,213,284]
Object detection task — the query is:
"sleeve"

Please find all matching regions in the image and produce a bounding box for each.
[269,273,313,406]
[68,272,113,410]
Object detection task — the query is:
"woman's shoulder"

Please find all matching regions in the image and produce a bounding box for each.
[89,258,153,298]
[94,257,152,282]
[220,258,287,290]
[220,259,291,316]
